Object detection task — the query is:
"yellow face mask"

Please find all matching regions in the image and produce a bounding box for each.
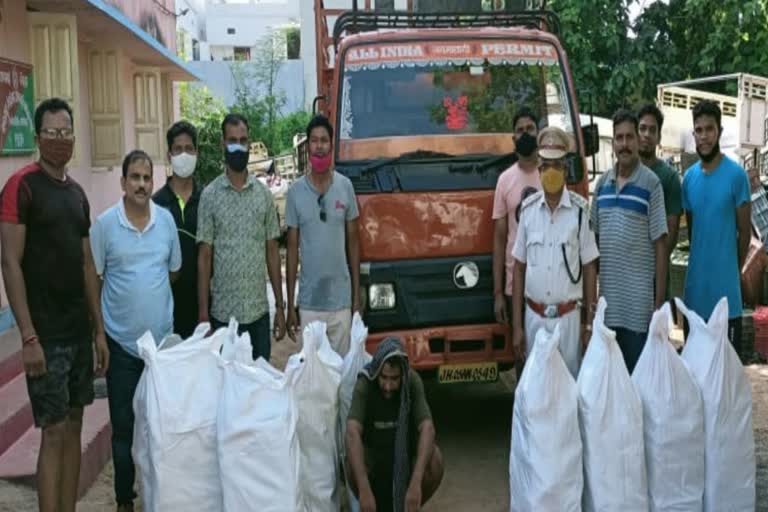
[540,165,565,194]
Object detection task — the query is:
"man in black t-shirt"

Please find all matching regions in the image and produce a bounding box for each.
[0,98,108,512]
[346,337,444,512]
[152,121,201,338]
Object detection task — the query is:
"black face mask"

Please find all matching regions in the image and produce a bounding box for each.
[225,146,249,172]
[516,132,537,158]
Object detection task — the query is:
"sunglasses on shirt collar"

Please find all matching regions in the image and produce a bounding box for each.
[318,194,326,222]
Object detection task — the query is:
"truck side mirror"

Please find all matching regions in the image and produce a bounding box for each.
[581,123,599,157]
[295,137,308,175]
[312,95,327,115]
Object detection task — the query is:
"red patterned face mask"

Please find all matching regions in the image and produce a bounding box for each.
[310,153,332,173]
[443,95,469,131]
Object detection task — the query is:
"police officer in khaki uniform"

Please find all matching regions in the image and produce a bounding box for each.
[510,127,599,378]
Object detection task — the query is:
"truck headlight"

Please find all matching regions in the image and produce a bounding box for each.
[369,283,396,310]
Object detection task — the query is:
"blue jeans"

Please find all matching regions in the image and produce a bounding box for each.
[105,337,144,506]
[212,313,271,361]
[611,327,647,375]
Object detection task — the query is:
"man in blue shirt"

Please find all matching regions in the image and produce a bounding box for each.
[90,150,181,512]
[682,100,751,355]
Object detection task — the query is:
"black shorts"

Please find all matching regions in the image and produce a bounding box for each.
[26,339,95,428]
[369,461,415,511]
[370,470,394,512]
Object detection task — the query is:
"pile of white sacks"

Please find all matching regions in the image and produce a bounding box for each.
[509,297,756,512]
[132,313,372,512]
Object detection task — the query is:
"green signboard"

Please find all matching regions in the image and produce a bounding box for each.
[0,58,35,156]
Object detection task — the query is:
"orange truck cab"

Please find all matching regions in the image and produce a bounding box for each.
[308,4,598,383]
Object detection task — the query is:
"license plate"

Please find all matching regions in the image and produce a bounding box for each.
[438,362,498,384]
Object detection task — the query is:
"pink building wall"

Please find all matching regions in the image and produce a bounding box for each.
[0,2,179,309]
[0,1,32,191]
[105,0,177,53]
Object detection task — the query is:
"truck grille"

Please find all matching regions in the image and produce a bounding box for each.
[363,255,495,332]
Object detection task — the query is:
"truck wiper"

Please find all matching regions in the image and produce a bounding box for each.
[448,152,517,173]
[360,150,455,174]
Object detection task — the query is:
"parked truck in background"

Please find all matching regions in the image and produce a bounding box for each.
[657,74,768,173]
[300,1,599,382]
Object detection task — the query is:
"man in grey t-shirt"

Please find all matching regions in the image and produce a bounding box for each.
[286,115,360,356]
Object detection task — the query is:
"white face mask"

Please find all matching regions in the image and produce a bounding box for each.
[170,152,197,178]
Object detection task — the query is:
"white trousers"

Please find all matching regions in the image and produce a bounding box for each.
[299,308,352,357]
[524,305,581,379]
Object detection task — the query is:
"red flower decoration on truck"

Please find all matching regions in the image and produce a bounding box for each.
[443,95,469,131]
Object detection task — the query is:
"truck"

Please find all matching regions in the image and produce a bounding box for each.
[657,73,768,172]
[302,0,598,383]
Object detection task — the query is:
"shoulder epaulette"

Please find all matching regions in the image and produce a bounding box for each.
[521,190,543,211]
[568,190,588,210]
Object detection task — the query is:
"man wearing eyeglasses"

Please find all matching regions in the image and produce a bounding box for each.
[0,98,109,512]
[285,115,360,356]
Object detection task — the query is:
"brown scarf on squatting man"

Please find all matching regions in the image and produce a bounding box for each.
[360,336,411,512]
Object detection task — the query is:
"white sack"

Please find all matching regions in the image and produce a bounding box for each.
[676,297,756,511]
[217,324,301,512]
[578,297,648,512]
[133,323,224,512]
[338,313,371,512]
[632,303,705,511]
[509,324,583,512]
[287,321,344,512]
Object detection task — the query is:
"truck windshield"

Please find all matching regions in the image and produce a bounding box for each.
[337,39,576,161]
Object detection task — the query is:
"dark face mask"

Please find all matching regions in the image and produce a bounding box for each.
[224,144,249,173]
[39,138,74,168]
[516,132,537,158]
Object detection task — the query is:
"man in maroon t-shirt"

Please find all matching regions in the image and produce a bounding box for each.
[0,98,109,512]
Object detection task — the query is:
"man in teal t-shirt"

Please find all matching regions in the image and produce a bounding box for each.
[638,104,682,300]
[682,100,751,354]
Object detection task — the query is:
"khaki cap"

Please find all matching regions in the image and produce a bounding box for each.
[537,126,570,159]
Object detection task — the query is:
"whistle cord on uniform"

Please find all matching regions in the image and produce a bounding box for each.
[561,207,583,285]
[561,243,582,284]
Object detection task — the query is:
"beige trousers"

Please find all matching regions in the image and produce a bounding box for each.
[524,305,582,379]
[299,308,352,357]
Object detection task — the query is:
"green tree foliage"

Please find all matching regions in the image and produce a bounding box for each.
[631,0,768,97]
[179,84,228,186]
[272,111,311,154]
[548,0,768,117]
[285,26,301,60]
[548,0,635,116]
[179,33,310,187]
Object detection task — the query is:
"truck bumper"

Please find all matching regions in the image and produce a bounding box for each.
[365,323,514,370]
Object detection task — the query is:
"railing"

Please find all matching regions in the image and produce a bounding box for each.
[332,9,561,45]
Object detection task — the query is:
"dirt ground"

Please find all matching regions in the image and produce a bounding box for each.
[1,338,767,511]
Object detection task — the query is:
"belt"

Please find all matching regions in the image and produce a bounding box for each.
[526,298,579,319]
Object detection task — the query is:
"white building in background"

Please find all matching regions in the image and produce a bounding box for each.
[205,0,300,61]
[299,0,516,109]
[175,0,208,61]
[174,0,300,62]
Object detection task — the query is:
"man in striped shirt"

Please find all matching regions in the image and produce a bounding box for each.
[590,110,668,374]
